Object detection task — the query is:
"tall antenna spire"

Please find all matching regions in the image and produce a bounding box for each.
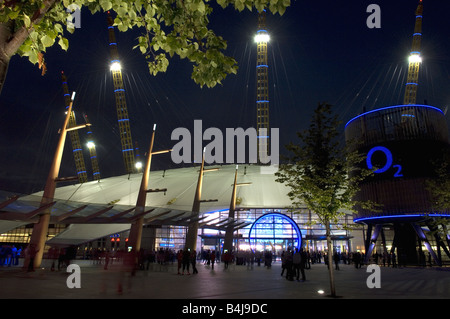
[404,0,423,105]
[107,12,136,174]
[61,71,88,183]
[255,10,270,162]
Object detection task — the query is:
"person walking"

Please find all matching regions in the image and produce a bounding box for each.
[14,247,21,266]
[191,250,198,274]
[280,251,287,276]
[177,250,183,275]
[182,249,190,275]
[25,244,38,272]
[223,250,231,270]
[293,248,301,281]
[210,251,216,270]
[391,252,397,268]
[299,248,307,281]
[333,252,340,270]
[285,248,294,281]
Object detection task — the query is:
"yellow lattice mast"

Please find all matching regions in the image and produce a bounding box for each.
[61,71,88,183]
[255,10,270,162]
[107,12,136,174]
[404,0,423,105]
[83,114,101,180]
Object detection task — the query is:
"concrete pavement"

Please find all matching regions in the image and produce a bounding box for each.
[0,259,448,300]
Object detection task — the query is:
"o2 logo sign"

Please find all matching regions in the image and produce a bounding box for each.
[366,146,403,178]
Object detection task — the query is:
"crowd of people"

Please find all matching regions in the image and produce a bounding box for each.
[0,245,22,266]
[5,241,424,276]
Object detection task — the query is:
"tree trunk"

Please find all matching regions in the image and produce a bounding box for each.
[0,53,10,96]
[0,21,13,95]
[326,223,337,297]
[0,0,58,95]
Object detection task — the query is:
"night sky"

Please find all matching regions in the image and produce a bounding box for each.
[0,0,449,194]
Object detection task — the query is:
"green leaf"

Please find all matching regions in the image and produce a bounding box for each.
[58,37,69,51]
[54,23,63,34]
[8,10,20,20]
[197,1,206,13]
[23,14,31,28]
[28,50,39,64]
[99,0,113,11]
[41,35,54,47]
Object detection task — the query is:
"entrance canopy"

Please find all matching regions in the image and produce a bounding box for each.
[0,165,293,246]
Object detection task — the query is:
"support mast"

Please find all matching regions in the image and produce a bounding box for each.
[403,0,423,105]
[107,12,136,174]
[128,125,171,252]
[62,72,88,183]
[255,11,270,162]
[83,114,101,180]
[184,150,219,251]
[25,92,90,268]
[223,166,251,253]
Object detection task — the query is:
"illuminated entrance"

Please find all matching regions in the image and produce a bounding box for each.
[248,213,302,252]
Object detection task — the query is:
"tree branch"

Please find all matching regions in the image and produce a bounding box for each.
[4,0,59,58]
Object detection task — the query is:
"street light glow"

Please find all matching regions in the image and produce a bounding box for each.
[87,141,95,149]
[408,54,422,63]
[254,33,270,43]
[110,61,122,71]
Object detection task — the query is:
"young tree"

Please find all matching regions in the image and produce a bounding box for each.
[0,0,290,94]
[424,146,450,254]
[275,102,371,297]
[426,147,450,212]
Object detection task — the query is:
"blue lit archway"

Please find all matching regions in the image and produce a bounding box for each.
[248,213,302,251]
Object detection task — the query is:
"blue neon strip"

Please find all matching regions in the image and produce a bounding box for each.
[109,42,117,46]
[416,15,423,18]
[405,82,418,86]
[114,89,125,92]
[401,114,415,117]
[77,171,87,175]
[354,213,450,223]
[413,33,422,36]
[118,119,129,122]
[73,148,82,152]
[410,51,420,55]
[257,100,269,103]
[345,104,444,128]
[64,93,70,97]
[122,149,133,152]
[108,26,114,29]
[111,59,120,63]
[257,29,268,33]
[91,156,97,159]
[257,65,268,68]
[87,131,92,134]
[93,172,100,175]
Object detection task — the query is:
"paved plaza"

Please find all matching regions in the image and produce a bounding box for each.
[0,259,448,300]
